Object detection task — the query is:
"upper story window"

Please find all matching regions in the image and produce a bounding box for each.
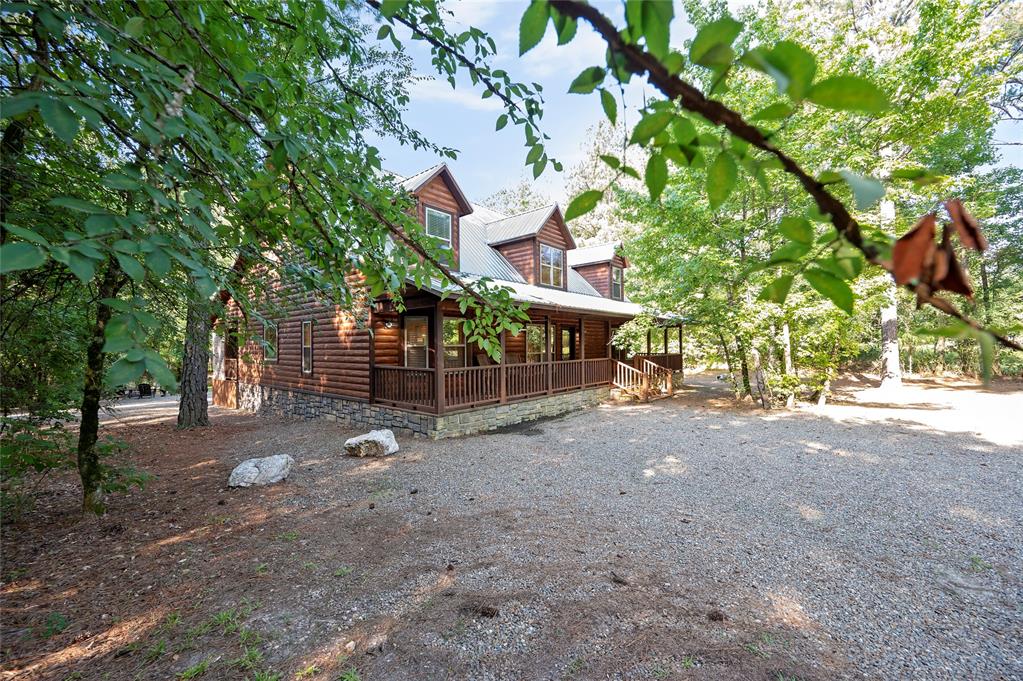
[425,206,452,248]
[539,244,564,287]
[611,266,623,299]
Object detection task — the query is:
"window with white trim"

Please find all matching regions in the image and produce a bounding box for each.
[611,266,623,299]
[425,207,452,248]
[301,320,313,374]
[525,324,547,363]
[263,321,277,362]
[539,244,563,287]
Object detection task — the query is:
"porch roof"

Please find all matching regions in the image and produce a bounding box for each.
[428,274,646,318]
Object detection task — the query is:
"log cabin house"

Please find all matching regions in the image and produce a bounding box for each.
[212,164,683,437]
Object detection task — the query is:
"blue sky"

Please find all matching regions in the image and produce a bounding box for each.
[373,1,1021,206]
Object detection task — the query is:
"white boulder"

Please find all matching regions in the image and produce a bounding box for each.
[228,454,294,487]
[344,429,399,457]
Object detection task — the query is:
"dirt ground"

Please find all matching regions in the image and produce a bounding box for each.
[1,374,1020,681]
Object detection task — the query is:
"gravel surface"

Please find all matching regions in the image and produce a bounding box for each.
[276,373,1021,679]
[4,374,1020,680]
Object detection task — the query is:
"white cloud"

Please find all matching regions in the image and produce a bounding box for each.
[445,0,503,30]
[408,78,503,112]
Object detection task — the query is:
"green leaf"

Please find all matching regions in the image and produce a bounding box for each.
[0,242,46,273]
[752,102,794,120]
[804,268,854,314]
[568,66,605,94]
[599,154,620,169]
[49,196,107,213]
[743,41,816,100]
[0,93,40,119]
[641,0,674,60]
[116,254,146,282]
[378,0,407,18]
[630,110,673,145]
[144,248,171,277]
[39,98,79,145]
[66,252,96,283]
[599,88,617,125]
[376,24,391,40]
[106,357,146,386]
[807,76,891,113]
[552,10,577,45]
[758,275,794,304]
[839,170,885,210]
[124,16,145,38]
[706,151,737,210]
[102,172,141,191]
[144,353,178,388]
[778,216,813,244]
[519,1,550,56]
[564,190,603,221]
[495,114,508,131]
[645,153,668,202]
[4,224,48,245]
[689,16,742,67]
[769,241,811,263]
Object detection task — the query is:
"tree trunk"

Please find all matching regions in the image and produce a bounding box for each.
[980,259,991,325]
[879,280,902,389]
[735,335,752,398]
[750,345,771,409]
[77,258,125,515]
[177,293,212,428]
[781,321,794,408]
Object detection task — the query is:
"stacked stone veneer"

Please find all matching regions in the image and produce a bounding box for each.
[235,381,609,438]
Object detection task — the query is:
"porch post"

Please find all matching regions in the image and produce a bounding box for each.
[663,327,669,361]
[606,319,611,360]
[499,329,507,404]
[646,328,651,355]
[545,315,553,395]
[679,326,685,380]
[433,306,445,414]
[579,316,586,388]
[368,305,376,404]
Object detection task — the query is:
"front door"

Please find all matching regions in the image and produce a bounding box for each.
[558,324,577,360]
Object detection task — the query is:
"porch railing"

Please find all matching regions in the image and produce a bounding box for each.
[371,357,627,414]
[373,366,436,411]
[634,353,684,371]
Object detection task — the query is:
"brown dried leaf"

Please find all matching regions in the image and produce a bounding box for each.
[945,199,987,251]
[935,236,973,298]
[893,214,937,285]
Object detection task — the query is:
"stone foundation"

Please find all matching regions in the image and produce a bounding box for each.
[233,382,610,438]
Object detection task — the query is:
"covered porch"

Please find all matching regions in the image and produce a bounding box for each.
[368,295,683,415]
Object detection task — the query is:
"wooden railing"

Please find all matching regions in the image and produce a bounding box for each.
[634,353,683,371]
[613,360,648,396]
[552,359,584,391]
[371,356,673,413]
[444,365,501,409]
[506,362,547,400]
[373,366,436,410]
[641,359,673,395]
[583,357,613,386]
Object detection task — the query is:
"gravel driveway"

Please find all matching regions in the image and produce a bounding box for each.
[268,373,1022,680]
[4,374,1020,680]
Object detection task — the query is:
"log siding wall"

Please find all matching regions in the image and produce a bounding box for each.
[416,175,461,268]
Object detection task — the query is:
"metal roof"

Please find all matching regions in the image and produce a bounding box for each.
[484,204,559,245]
[567,243,624,267]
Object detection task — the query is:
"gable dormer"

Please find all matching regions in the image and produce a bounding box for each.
[485,204,575,289]
[401,164,473,269]
[567,243,629,299]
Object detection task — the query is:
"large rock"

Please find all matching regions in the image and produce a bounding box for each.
[228,454,294,487]
[344,429,399,458]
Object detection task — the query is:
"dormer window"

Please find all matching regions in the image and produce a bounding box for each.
[425,206,452,249]
[539,243,564,287]
[611,266,623,299]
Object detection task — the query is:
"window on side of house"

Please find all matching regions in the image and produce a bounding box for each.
[263,321,278,362]
[404,316,429,368]
[442,318,466,367]
[539,244,563,287]
[611,266,623,299]
[525,323,547,363]
[301,320,313,374]
[425,207,452,249]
